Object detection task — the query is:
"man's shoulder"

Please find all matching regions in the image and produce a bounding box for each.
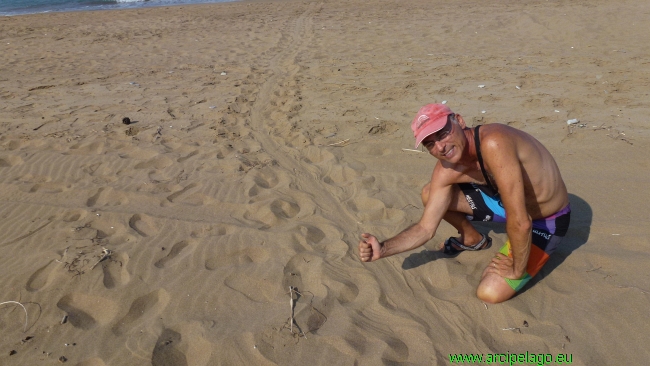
[479,123,518,137]
[479,123,528,151]
[431,159,475,186]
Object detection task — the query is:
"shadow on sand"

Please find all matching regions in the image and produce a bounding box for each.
[400,194,592,294]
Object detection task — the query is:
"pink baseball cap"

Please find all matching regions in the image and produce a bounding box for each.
[411,103,453,148]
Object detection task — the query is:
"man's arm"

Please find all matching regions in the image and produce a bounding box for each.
[483,133,531,278]
[359,166,454,261]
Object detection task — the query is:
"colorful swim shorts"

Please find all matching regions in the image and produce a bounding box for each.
[458,183,571,291]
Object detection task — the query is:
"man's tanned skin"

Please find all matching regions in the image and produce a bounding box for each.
[358,113,569,303]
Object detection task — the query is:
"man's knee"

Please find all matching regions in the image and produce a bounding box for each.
[476,275,516,304]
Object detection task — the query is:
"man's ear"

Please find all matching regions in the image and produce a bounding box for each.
[456,114,467,128]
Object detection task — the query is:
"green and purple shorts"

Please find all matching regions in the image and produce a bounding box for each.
[459,183,571,291]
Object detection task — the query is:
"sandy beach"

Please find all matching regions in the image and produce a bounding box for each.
[1,0,649,364]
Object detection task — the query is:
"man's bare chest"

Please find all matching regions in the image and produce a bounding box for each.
[445,163,490,186]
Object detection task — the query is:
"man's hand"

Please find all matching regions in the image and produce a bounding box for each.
[486,253,524,280]
[359,233,383,262]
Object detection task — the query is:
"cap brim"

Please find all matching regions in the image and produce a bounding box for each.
[414,123,445,148]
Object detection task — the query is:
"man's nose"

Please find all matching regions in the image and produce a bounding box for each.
[433,140,445,151]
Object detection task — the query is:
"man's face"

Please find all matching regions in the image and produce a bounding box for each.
[422,115,465,162]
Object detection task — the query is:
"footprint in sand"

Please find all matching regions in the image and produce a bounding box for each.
[346,195,404,224]
[133,155,173,170]
[152,329,187,366]
[331,278,360,305]
[380,336,409,363]
[298,224,326,245]
[287,223,348,256]
[189,224,233,239]
[29,182,70,194]
[128,213,158,237]
[165,183,205,205]
[346,196,385,221]
[225,97,250,115]
[112,289,170,336]
[205,246,269,270]
[154,240,194,268]
[302,145,336,164]
[65,140,105,155]
[246,168,283,199]
[74,358,107,366]
[321,267,386,307]
[25,260,59,292]
[243,198,301,226]
[252,168,280,189]
[270,198,300,219]
[177,150,199,163]
[102,251,130,289]
[2,139,25,151]
[86,187,128,207]
[282,253,324,298]
[62,209,88,222]
[323,161,365,185]
[0,154,24,167]
[80,162,103,176]
[57,293,119,330]
[151,325,212,366]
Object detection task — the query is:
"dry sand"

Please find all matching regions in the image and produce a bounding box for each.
[1,0,649,364]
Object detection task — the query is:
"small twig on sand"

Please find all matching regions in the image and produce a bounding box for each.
[616,285,650,294]
[502,327,521,333]
[289,286,295,334]
[401,148,425,153]
[33,122,48,131]
[55,246,70,264]
[0,301,29,332]
[285,287,324,340]
[327,139,350,147]
[90,248,113,270]
[287,286,306,339]
[154,126,163,141]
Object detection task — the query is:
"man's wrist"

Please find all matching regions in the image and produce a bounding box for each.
[378,241,386,258]
[512,268,526,279]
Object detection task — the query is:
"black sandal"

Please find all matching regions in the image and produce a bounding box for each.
[443,234,492,255]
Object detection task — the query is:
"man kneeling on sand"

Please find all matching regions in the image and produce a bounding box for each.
[358,104,571,303]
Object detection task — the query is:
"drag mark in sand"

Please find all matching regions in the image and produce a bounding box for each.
[0,216,54,248]
[246,2,359,233]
